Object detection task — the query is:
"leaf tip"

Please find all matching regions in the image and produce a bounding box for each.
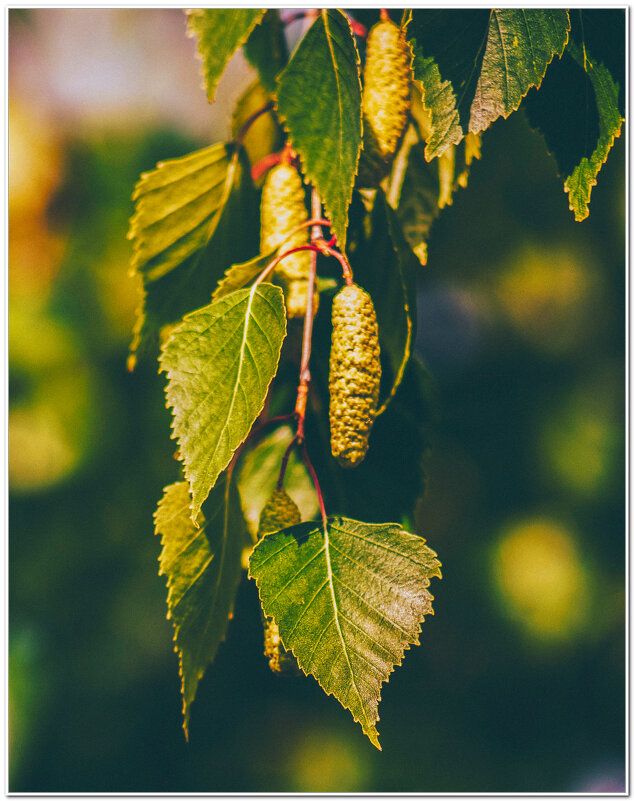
[366,725,382,750]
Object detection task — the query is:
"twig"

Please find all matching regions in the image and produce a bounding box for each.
[251,151,283,182]
[276,434,299,491]
[233,101,275,147]
[294,191,322,441]
[253,245,322,288]
[302,444,328,528]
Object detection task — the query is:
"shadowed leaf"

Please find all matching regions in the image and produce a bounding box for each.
[237,425,319,537]
[469,10,570,133]
[408,10,569,156]
[244,9,289,95]
[155,477,245,737]
[353,190,418,414]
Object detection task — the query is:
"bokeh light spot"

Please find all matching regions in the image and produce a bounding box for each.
[286,728,370,792]
[495,243,597,354]
[492,517,590,640]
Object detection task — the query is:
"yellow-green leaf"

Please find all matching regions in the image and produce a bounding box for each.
[160,284,287,521]
[155,477,245,737]
[128,144,258,365]
[564,43,624,221]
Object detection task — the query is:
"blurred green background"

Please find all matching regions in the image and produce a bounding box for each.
[9,9,625,793]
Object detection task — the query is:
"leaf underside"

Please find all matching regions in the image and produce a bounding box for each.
[276,8,362,250]
[249,516,441,748]
[563,43,623,221]
[160,284,287,521]
[186,9,266,103]
[128,144,258,365]
[155,477,245,737]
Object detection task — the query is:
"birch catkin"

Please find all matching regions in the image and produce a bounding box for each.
[257,488,302,674]
[260,162,317,318]
[358,18,413,187]
[329,284,381,468]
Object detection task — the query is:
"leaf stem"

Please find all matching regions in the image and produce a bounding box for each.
[276,434,299,491]
[251,151,283,182]
[253,244,323,288]
[325,246,354,286]
[233,101,275,147]
[294,191,323,441]
[302,444,328,527]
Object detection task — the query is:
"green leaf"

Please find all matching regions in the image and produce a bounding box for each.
[469,10,570,134]
[353,190,418,414]
[563,43,623,221]
[237,424,319,537]
[523,12,624,223]
[249,516,442,748]
[212,251,273,302]
[408,10,570,157]
[155,476,245,737]
[186,9,266,103]
[128,144,258,365]
[276,9,362,250]
[244,9,289,96]
[160,284,287,521]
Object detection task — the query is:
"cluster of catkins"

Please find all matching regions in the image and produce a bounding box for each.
[256,16,412,673]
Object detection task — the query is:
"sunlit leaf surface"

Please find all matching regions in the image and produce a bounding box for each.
[160,284,286,520]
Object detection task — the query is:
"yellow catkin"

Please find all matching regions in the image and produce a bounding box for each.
[257,488,301,539]
[260,162,318,318]
[257,488,302,674]
[329,284,381,468]
[358,18,412,187]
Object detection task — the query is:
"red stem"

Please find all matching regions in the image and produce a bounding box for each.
[303,444,328,527]
[253,244,322,288]
[251,151,283,182]
[276,434,299,491]
[233,101,275,146]
[293,195,321,441]
[349,18,367,37]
